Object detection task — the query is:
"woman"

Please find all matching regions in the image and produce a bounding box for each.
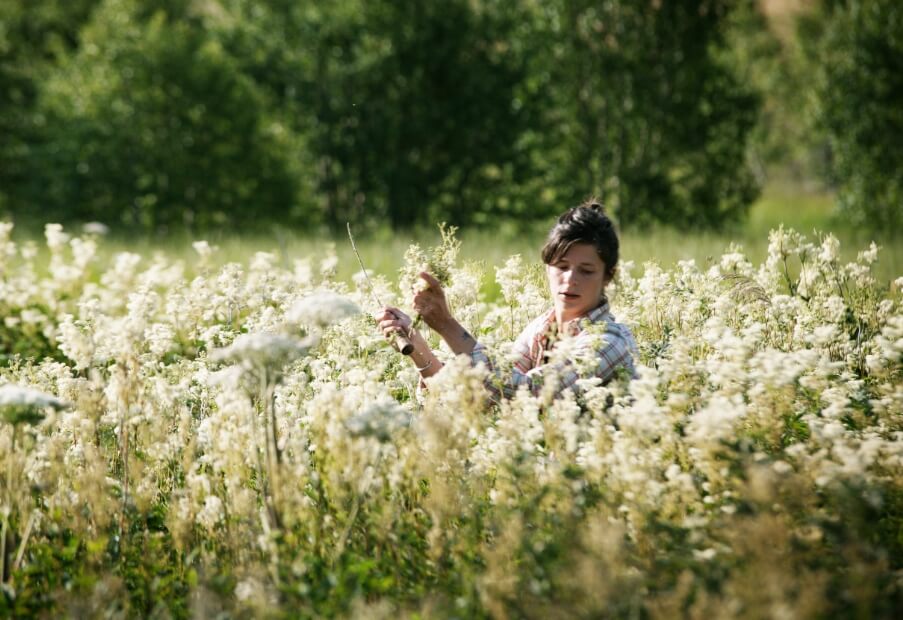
[376,200,637,399]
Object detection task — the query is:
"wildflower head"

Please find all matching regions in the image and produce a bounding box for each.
[0,384,69,426]
[82,222,110,236]
[210,332,316,370]
[399,223,460,293]
[285,290,361,330]
[345,400,412,442]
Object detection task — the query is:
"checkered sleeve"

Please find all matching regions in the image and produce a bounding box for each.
[469,314,546,400]
[470,320,637,400]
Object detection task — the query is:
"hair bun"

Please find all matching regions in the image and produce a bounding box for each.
[583,199,606,216]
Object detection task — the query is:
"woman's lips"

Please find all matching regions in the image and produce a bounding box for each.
[559,292,579,299]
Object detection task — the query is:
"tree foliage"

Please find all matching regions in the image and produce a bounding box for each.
[7,0,872,232]
[800,0,903,230]
[20,0,303,230]
[528,0,760,229]
[0,0,102,211]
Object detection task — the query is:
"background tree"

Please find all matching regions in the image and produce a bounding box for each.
[226,0,533,230]
[23,0,306,230]
[0,0,102,213]
[15,0,895,233]
[528,0,761,229]
[800,0,903,230]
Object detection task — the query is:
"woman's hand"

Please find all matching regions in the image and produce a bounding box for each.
[412,272,453,332]
[375,305,442,377]
[375,306,413,340]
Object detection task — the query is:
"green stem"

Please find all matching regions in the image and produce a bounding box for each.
[2,425,17,583]
[13,510,36,573]
[0,517,6,584]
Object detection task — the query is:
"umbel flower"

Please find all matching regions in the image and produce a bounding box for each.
[345,400,412,442]
[285,290,361,331]
[210,290,360,375]
[210,332,318,370]
[0,384,69,426]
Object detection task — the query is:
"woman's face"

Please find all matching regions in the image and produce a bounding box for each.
[546,242,608,324]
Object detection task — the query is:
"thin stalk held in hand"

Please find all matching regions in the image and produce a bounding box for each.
[347,223,414,355]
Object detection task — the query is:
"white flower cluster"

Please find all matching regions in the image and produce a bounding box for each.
[345,399,412,441]
[285,290,361,330]
[0,384,68,411]
[0,222,900,616]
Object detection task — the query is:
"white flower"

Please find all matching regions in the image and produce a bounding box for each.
[496,254,525,306]
[192,240,216,260]
[285,290,360,329]
[818,234,840,264]
[44,223,69,250]
[145,323,176,357]
[0,384,69,425]
[196,495,224,531]
[211,332,317,369]
[345,400,412,441]
[772,460,793,474]
[686,394,747,445]
[858,242,879,264]
[0,384,69,410]
[82,221,110,236]
[320,253,339,278]
[235,577,264,603]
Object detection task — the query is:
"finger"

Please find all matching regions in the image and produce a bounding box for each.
[388,306,411,321]
[374,305,397,319]
[381,325,406,339]
[419,272,442,289]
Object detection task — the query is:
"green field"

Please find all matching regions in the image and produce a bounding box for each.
[13,183,902,295]
[2,185,901,616]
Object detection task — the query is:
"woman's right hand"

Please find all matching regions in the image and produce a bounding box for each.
[412,272,454,332]
[374,306,413,340]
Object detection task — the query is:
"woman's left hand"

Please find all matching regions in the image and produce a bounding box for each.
[374,306,412,340]
[412,272,454,332]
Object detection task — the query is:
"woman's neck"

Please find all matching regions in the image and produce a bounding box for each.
[553,296,607,332]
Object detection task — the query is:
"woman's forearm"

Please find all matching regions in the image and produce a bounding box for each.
[432,316,478,356]
[407,329,443,378]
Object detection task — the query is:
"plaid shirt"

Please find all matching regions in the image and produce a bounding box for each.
[470,298,637,400]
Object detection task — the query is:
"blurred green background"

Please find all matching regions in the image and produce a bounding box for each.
[1,1,901,261]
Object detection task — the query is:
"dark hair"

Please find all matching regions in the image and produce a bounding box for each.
[540,198,619,280]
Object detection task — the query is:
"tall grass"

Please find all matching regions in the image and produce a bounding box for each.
[11,183,902,293]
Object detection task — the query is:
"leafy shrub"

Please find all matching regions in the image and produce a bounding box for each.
[801,0,903,230]
[27,0,305,231]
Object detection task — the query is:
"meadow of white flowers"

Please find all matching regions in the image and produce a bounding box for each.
[0,222,901,617]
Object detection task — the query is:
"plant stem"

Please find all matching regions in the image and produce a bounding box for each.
[13,510,36,572]
[119,361,131,538]
[1,425,15,583]
[0,517,6,583]
[334,497,360,560]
